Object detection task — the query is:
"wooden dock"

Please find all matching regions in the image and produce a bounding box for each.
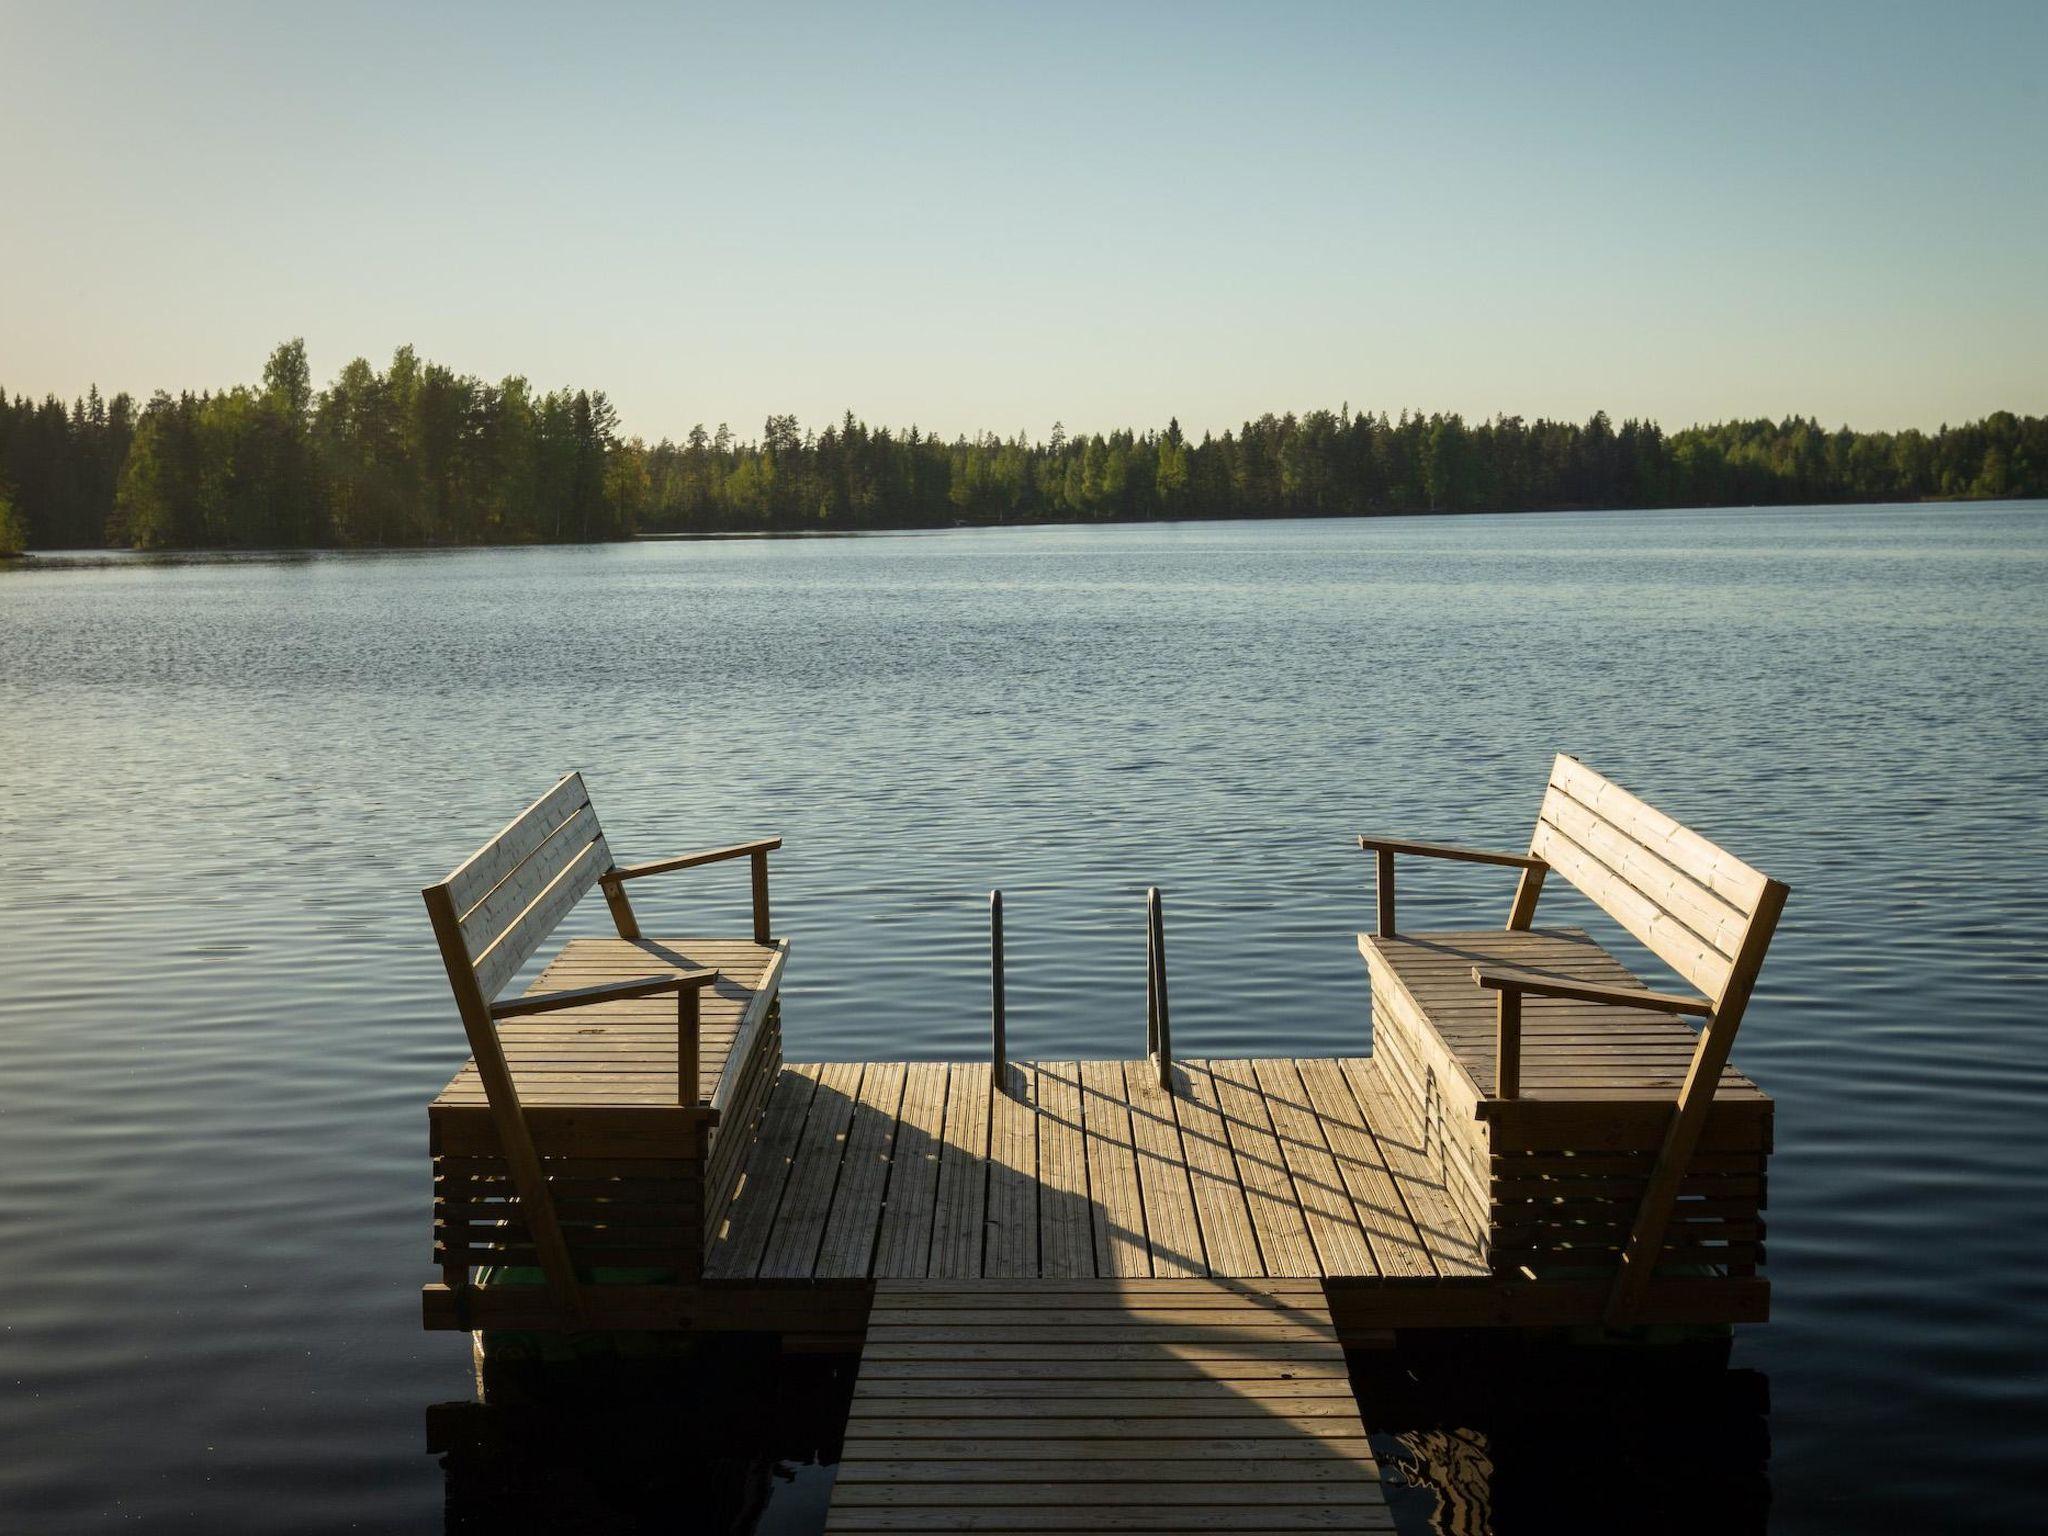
[418,759,1790,1527]
[828,1279,1392,1532]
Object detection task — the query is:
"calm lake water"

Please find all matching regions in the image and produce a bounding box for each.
[2,505,2045,1533]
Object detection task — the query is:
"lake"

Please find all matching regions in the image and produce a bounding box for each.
[2,505,2044,1533]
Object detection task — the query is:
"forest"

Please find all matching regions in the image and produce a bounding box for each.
[1,339,2042,553]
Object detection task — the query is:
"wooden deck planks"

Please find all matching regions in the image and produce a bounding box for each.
[1341,1056,1488,1278]
[1169,1061,1266,1279]
[1079,1059,1152,1278]
[1200,1060,1320,1278]
[1120,1059,1207,1278]
[982,1063,1038,1280]
[932,1062,994,1280]
[703,1057,1494,1285]
[1294,1057,1433,1278]
[704,1062,819,1278]
[1035,1062,1095,1279]
[873,1061,950,1278]
[818,1061,908,1278]
[758,1059,865,1278]
[1251,1057,1379,1278]
[828,1279,1393,1533]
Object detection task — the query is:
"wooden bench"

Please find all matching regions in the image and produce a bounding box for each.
[421,772,786,1327]
[1358,754,1788,1325]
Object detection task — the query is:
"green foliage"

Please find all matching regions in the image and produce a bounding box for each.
[0,484,25,555]
[1,343,2044,550]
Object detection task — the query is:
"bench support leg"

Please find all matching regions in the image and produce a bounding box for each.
[1606,878,1788,1327]
[423,883,583,1324]
[599,873,642,941]
[1506,861,1546,930]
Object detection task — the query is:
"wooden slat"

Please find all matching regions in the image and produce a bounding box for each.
[836,1456,1371,1481]
[1080,1059,1152,1278]
[828,1279,1391,1534]
[471,834,613,1002]
[703,1064,819,1277]
[442,772,590,917]
[932,1061,994,1279]
[817,1061,907,1278]
[1034,1061,1094,1278]
[1121,1059,1207,1278]
[1200,1060,1319,1277]
[1169,1060,1265,1277]
[456,802,603,958]
[873,1061,949,1278]
[1549,754,1769,910]
[1539,789,1750,956]
[983,1065,1039,1277]
[758,1059,864,1278]
[1529,818,1732,1000]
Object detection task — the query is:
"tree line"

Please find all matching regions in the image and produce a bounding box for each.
[1,339,2042,553]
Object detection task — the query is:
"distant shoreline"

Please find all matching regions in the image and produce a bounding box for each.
[5,495,2043,565]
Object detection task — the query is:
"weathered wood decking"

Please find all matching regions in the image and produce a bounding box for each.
[828,1279,1392,1533]
[704,1057,1485,1283]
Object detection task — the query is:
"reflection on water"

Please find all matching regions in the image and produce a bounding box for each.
[432,1342,850,1534]
[1354,1335,1769,1535]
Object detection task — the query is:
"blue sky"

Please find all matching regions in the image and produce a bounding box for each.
[1,1,2041,439]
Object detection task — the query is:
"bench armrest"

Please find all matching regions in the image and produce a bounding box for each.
[1469,963,1711,1101]
[1359,835,1548,939]
[1356,835,1545,869]
[490,968,719,1020]
[609,837,782,882]
[1470,964,1713,1017]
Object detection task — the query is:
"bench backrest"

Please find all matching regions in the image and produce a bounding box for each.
[1525,754,1786,1014]
[435,771,613,1003]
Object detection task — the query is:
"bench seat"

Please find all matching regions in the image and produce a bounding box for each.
[432,936,786,1118]
[1356,756,1787,1310]
[420,773,784,1318]
[1361,927,1767,1117]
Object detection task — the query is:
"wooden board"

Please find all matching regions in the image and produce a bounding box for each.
[701,1058,1511,1287]
[873,1061,950,1278]
[1079,1059,1152,1278]
[1199,1060,1319,1277]
[1120,1059,1207,1278]
[1035,1061,1095,1279]
[934,1062,996,1279]
[827,1279,1393,1533]
[981,1062,1037,1280]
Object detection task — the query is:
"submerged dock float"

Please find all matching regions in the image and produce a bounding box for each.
[417,758,1788,1517]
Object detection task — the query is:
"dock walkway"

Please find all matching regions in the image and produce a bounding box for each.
[827,1278,1393,1533]
[706,1058,1486,1284]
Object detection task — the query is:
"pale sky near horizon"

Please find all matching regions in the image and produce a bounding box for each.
[2,1,2042,442]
